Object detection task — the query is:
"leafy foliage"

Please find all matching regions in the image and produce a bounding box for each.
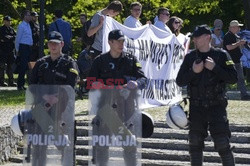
[0,0,246,57]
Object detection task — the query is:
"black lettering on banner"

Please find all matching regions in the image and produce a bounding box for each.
[172,44,185,64]
[142,79,182,100]
[137,39,150,61]
[150,41,170,69]
[126,38,136,55]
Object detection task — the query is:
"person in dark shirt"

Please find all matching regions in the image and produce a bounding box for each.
[87,29,146,166]
[29,11,40,62]
[30,31,78,88]
[87,29,146,89]
[176,25,237,166]
[0,16,16,87]
[223,20,250,100]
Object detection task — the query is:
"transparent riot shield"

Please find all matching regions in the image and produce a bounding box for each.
[88,87,142,166]
[22,85,75,166]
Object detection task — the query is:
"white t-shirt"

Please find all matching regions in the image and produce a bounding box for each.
[154,20,171,33]
[124,15,142,28]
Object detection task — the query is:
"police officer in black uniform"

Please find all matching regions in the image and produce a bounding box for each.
[0,16,16,87]
[87,29,146,166]
[29,31,78,166]
[30,31,78,87]
[176,25,237,166]
[87,29,146,89]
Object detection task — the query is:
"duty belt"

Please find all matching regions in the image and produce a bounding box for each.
[190,99,220,108]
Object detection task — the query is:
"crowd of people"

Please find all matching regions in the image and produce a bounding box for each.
[1,1,250,165]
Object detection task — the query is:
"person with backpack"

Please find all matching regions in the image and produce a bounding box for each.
[49,10,73,56]
[87,0,123,58]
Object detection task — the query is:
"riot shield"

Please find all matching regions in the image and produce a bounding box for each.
[88,87,142,166]
[22,85,75,166]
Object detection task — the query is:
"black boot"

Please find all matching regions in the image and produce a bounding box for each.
[190,150,203,166]
[219,150,235,166]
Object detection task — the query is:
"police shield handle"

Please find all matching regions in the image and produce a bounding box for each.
[97,104,133,139]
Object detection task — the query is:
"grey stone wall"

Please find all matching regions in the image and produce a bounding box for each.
[0,126,22,164]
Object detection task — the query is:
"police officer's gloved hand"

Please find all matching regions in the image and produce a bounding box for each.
[126,80,138,89]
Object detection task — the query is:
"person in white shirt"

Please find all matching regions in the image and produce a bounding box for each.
[124,2,142,28]
[154,7,171,33]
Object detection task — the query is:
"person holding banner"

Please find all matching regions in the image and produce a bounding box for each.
[87,0,123,58]
[87,29,146,166]
[154,7,171,33]
[124,2,142,28]
[176,25,237,166]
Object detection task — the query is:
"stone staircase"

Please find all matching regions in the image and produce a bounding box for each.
[8,118,250,166]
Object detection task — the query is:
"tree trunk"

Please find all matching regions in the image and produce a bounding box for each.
[243,0,250,30]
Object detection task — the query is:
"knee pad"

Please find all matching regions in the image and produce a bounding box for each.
[189,133,205,150]
[214,137,230,153]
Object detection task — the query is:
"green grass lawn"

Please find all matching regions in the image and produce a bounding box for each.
[0,90,25,107]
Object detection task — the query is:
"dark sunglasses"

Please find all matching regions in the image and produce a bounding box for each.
[161,13,170,16]
[174,21,181,24]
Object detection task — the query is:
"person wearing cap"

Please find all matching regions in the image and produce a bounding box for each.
[30,31,79,88]
[87,1,123,58]
[15,10,33,90]
[29,11,40,62]
[223,20,250,100]
[0,16,16,87]
[87,29,146,165]
[154,7,171,33]
[176,24,237,166]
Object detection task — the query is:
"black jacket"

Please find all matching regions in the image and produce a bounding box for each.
[30,54,79,88]
[87,51,146,89]
[176,47,237,100]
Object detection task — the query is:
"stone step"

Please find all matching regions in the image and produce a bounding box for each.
[75,120,250,132]
[76,136,250,154]
[75,155,250,166]
[74,145,250,164]
[76,125,250,144]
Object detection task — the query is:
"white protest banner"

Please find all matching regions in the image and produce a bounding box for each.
[103,17,187,108]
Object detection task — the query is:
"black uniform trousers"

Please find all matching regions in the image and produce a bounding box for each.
[188,102,235,166]
[0,52,15,84]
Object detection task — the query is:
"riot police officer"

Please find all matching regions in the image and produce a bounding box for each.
[30,31,79,87]
[29,31,78,166]
[87,29,146,166]
[0,16,16,87]
[176,25,237,166]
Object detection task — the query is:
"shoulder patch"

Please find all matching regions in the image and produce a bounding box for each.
[136,62,142,67]
[69,68,79,75]
[226,60,234,65]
